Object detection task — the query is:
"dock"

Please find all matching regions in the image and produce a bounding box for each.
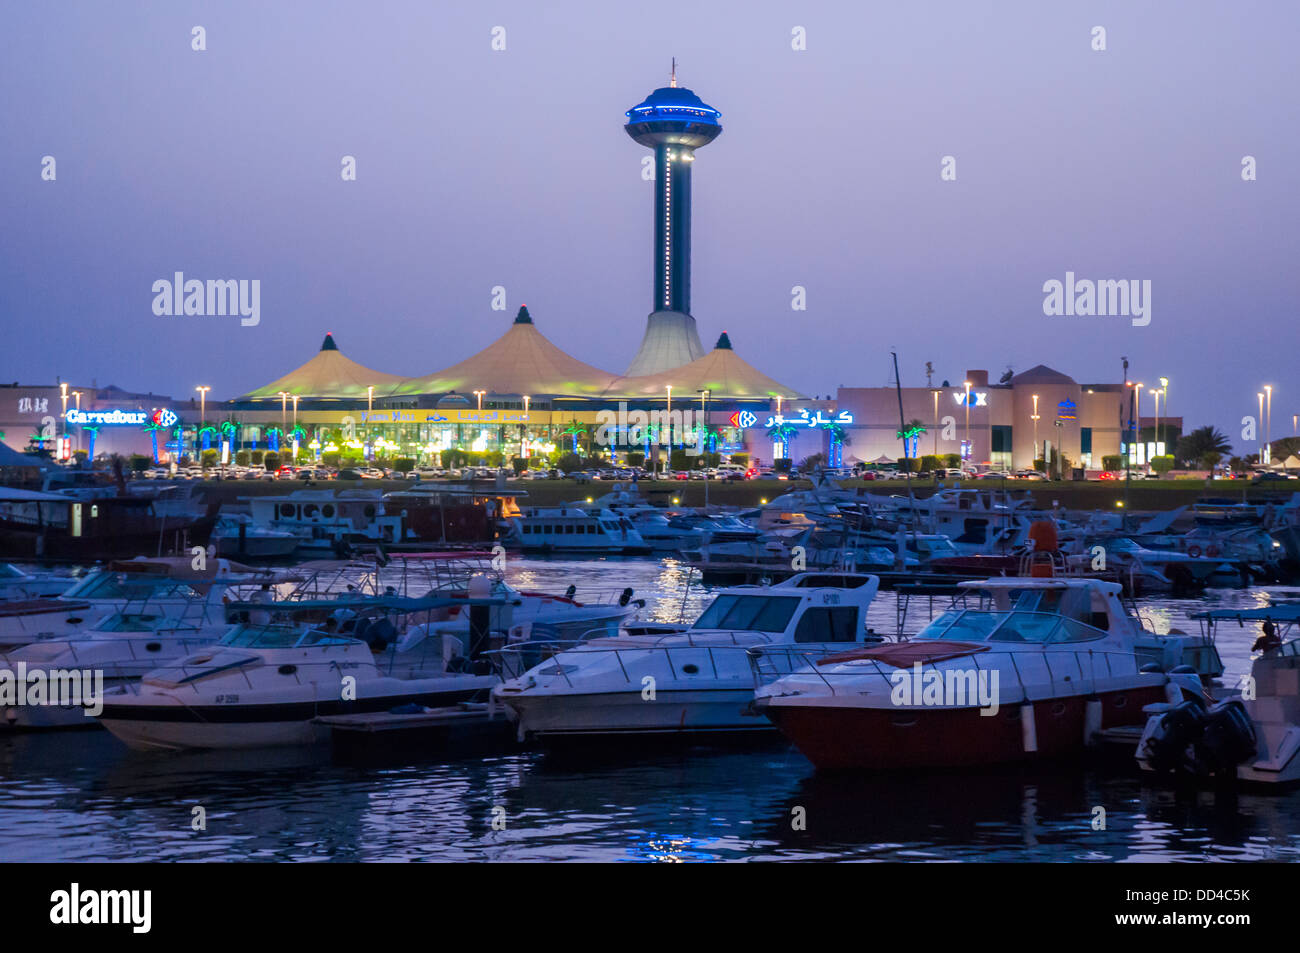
[315,702,515,757]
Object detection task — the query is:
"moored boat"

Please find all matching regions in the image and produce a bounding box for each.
[753,577,1218,771]
[492,572,883,743]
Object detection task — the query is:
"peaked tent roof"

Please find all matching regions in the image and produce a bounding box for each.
[1010,364,1076,386]
[603,332,805,400]
[389,307,619,397]
[238,334,409,400]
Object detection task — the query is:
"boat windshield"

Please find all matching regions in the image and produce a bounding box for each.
[692,595,801,633]
[95,613,166,633]
[914,609,1106,644]
[63,573,204,601]
[219,624,355,649]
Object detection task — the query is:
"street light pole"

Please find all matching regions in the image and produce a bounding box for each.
[1258,392,1265,464]
[522,395,530,460]
[963,380,972,466]
[1150,389,1161,462]
[1031,394,1040,472]
[698,389,710,508]
[1265,385,1273,464]
[665,385,672,475]
[932,389,940,456]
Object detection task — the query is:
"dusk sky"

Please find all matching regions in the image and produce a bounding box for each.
[2,1,1296,453]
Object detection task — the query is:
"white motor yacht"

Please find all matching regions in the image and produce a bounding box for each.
[0,568,277,729]
[492,572,882,742]
[210,513,299,559]
[95,595,504,751]
[505,506,651,555]
[0,563,77,602]
[754,577,1220,771]
[0,556,271,652]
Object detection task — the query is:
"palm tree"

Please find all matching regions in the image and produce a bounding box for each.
[1174,426,1231,468]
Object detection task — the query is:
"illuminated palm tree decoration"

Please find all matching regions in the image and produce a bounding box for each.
[82,425,99,460]
[266,426,283,453]
[198,426,218,452]
[896,421,926,460]
[144,419,162,463]
[823,421,849,468]
[562,422,586,454]
[767,422,798,460]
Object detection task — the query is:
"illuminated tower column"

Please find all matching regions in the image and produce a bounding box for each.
[623,65,722,376]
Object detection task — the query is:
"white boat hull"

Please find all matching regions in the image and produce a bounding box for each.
[500,687,770,739]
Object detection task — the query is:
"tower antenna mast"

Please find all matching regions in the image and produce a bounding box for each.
[670,58,677,87]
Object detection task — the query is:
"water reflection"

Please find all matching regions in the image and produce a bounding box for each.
[0,560,1297,861]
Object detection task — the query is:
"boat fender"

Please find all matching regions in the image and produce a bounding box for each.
[618,587,634,607]
[1142,700,1206,773]
[1205,545,1220,558]
[1020,703,1038,753]
[1193,700,1257,775]
[1084,698,1103,747]
[1187,545,1202,558]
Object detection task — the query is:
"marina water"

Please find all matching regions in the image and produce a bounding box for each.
[1,557,1297,862]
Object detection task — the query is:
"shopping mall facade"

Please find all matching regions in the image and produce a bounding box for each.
[2,343,1175,474]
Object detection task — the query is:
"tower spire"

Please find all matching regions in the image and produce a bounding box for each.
[670,57,677,87]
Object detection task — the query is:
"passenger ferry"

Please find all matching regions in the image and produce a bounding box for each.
[245,490,402,554]
[505,506,651,555]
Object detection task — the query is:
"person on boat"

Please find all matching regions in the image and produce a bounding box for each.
[249,584,272,625]
[1253,618,1282,654]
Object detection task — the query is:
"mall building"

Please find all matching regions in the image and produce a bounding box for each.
[1,74,1176,474]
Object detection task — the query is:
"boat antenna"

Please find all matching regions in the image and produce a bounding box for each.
[891,350,921,549]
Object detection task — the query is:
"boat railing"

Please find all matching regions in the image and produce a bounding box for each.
[0,631,224,672]
[748,645,1152,700]
[112,638,384,696]
[486,634,787,688]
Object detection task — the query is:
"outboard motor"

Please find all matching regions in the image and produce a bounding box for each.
[565,584,577,600]
[467,573,493,672]
[1142,699,1207,774]
[1195,699,1257,775]
[359,617,397,651]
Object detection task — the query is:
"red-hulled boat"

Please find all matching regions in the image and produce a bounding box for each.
[753,577,1220,771]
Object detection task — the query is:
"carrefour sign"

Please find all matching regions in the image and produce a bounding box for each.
[66,408,149,426]
[765,409,854,429]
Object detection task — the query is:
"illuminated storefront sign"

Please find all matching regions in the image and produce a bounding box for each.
[66,408,149,426]
[1056,399,1077,421]
[763,409,854,429]
[953,391,988,407]
[728,411,757,428]
[361,410,532,424]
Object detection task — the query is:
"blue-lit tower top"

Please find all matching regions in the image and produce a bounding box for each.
[625,63,722,317]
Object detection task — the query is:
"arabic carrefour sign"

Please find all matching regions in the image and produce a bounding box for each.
[763,409,854,429]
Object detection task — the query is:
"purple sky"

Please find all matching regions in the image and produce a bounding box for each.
[2,1,1296,453]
